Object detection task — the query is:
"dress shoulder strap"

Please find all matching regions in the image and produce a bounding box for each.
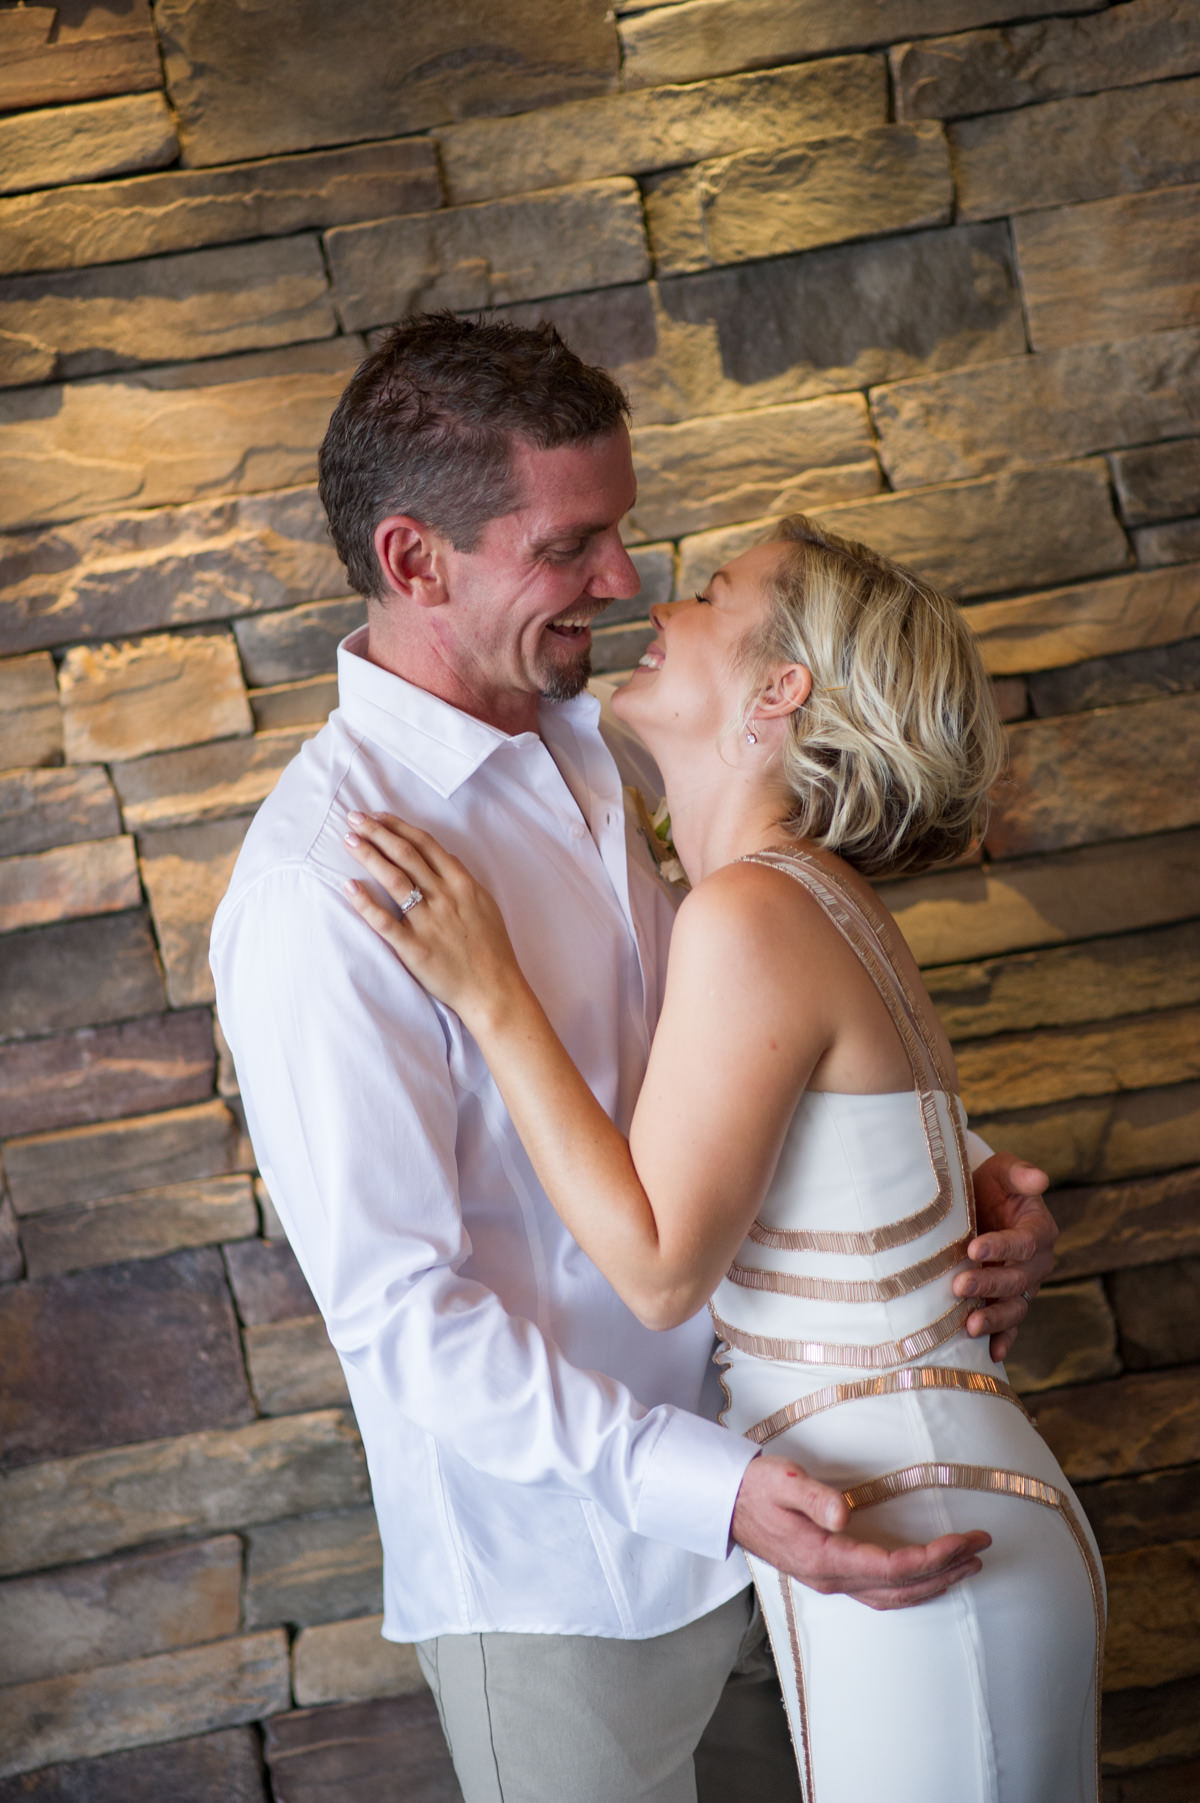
[738,846,956,1099]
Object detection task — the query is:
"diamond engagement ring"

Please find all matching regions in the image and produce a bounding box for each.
[397,886,424,917]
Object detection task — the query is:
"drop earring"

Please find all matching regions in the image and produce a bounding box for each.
[745,727,758,745]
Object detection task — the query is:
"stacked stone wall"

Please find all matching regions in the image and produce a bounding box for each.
[1,2,1198,1796]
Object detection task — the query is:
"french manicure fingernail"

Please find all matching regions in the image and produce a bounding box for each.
[344,831,360,847]
[347,810,365,826]
[342,879,358,895]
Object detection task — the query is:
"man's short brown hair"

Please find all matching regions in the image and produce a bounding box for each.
[318,313,631,599]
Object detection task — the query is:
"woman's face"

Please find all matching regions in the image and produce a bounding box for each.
[613,540,785,752]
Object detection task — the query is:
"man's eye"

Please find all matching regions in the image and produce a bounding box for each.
[547,541,586,562]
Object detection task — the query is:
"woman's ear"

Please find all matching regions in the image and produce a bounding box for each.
[754,663,813,720]
[373,516,448,607]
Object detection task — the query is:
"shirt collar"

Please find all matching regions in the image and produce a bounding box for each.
[336,626,603,799]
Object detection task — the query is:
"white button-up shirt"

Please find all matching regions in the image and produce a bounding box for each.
[211,629,756,1643]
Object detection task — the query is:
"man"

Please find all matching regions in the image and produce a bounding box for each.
[211,314,1055,1801]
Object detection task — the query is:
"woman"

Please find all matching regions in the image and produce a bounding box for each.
[343,516,1103,1801]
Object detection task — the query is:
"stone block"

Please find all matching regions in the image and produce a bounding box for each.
[224,1237,317,1325]
[1082,1467,1200,1557]
[245,1508,382,1629]
[883,828,1200,968]
[988,694,1200,859]
[591,623,656,678]
[0,835,140,934]
[113,729,309,833]
[1031,1366,1200,1483]
[21,1176,259,1280]
[0,1410,369,1577]
[1104,1750,1200,1797]
[1028,640,1200,720]
[871,330,1200,489]
[1054,1168,1200,1282]
[0,1726,268,1803]
[251,676,339,734]
[1004,1279,1119,1393]
[4,1099,247,1216]
[60,629,252,763]
[0,1536,242,1687]
[0,92,177,200]
[233,598,364,686]
[0,1247,253,1473]
[327,180,649,331]
[0,653,60,769]
[1103,1673,1200,1775]
[1014,184,1200,352]
[1101,1081,1200,1184]
[0,910,165,1043]
[245,1318,350,1417]
[956,1006,1200,1118]
[966,565,1200,679]
[292,1616,425,1708]
[0,485,345,657]
[971,1095,1112,1187]
[1114,438,1200,527]
[155,0,618,167]
[974,1078,1200,1187]
[929,920,1200,1042]
[0,0,162,114]
[1112,1258,1200,1370]
[678,461,1130,603]
[1137,518,1200,567]
[0,1629,289,1780]
[265,1692,459,1803]
[894,0,1200,121]
[1104,1541,1200,1692]
[951,76,1200,220]
[0,1200,20,1286]
[648,125,952,274]
[439,56,885,203]
[0,139,440,280]
[492,223,1024,427]
[618,0,1098,89]
[0,341,360,533]
[0,237,337,387]
[0,766,119,858]
[0,1007,215,1140]
[627,397,879,541]
[138,815,253,1008]
[255,1178,288,1242]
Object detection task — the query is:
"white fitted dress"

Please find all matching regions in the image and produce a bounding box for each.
[711,850,1104,1803]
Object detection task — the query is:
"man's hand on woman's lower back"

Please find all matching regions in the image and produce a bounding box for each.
[957,1152,1058,1361]
[730,1454,990,1612]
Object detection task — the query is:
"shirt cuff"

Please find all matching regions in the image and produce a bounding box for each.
[633,1406,759,1563]
[966,1129,993,1171]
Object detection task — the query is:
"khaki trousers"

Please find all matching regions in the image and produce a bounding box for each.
[415,1587,802,1803]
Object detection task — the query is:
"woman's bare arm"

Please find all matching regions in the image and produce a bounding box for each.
[344,814,829,1327]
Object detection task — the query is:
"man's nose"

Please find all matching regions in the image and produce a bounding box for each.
[591,532,641,600]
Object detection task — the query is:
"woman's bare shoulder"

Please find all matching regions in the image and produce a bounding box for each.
[671,857,840,979]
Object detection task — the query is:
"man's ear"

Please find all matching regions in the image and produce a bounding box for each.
[373,515,448,607]
[754,663,813,720]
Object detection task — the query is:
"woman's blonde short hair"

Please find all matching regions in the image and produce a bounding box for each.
[740,515,1006,880]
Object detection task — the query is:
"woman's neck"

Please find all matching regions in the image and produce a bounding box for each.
[660,760,793,884]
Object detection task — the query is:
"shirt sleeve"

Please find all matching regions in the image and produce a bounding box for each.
[211,863,755,1562]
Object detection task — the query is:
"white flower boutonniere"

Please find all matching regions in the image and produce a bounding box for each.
[626,787,689,889]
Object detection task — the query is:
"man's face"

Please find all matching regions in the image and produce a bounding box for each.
[430,427,640,725]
